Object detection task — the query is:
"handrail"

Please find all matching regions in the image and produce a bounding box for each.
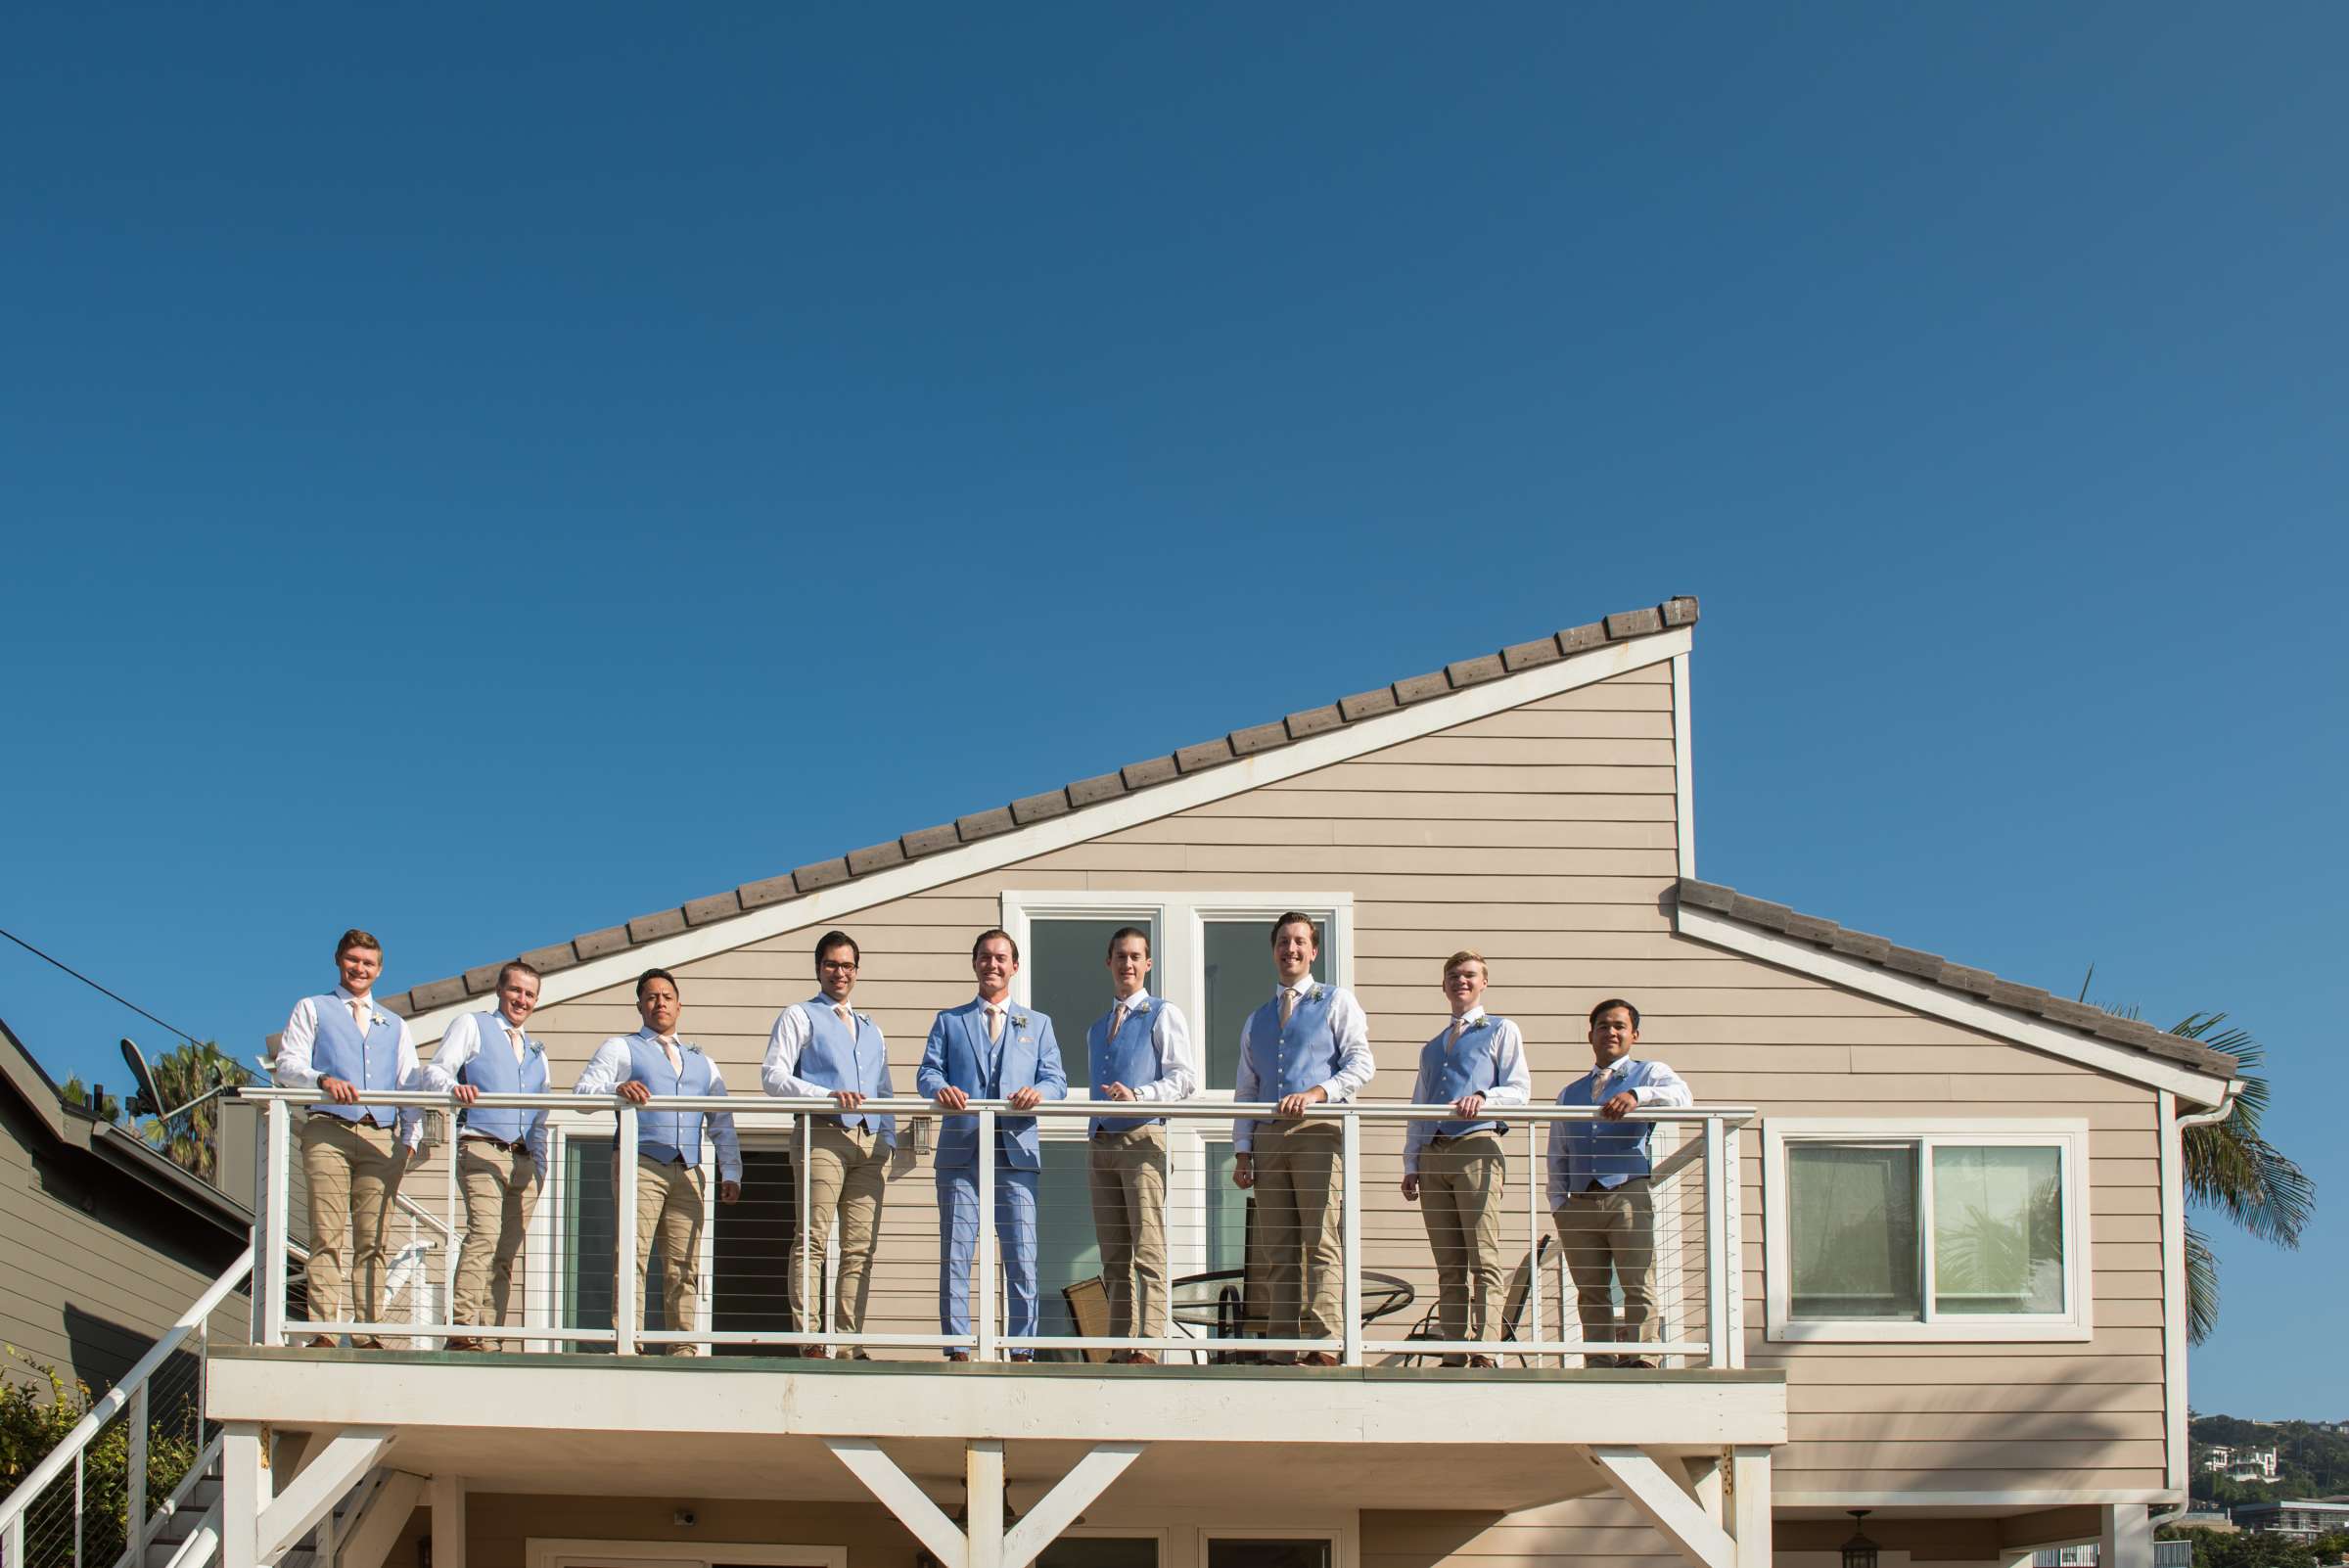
[236,1086,1758,1126]
[0,1247,253,1538]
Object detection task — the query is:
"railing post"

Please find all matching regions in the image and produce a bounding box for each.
[260,1097,290,1345]
[127,1380,150,1561]
[614,1102,639,1356]
[444,1104,461,1336]
[799,1114,815,1342]
[72,1448,84,1568]
[1524,1118,1543,1360]
[976,1107,996,1361]
[1340,1107,1361,1366]
[1703,1114,1728,1368]
[1724,1125,1745,1368]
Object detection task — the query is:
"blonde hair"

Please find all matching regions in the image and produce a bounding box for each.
[1442,948,1489,980]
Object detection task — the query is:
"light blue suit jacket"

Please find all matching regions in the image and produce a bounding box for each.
[917,999,1067,1170]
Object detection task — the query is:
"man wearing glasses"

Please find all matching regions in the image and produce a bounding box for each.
[761,930,898,1359]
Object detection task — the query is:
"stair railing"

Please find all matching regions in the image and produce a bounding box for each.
[0,1248,254,1568]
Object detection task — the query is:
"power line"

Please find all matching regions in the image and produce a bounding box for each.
[0,924,202,1045]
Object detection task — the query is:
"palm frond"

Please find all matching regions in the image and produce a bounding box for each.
[2184,1220,2218,1345]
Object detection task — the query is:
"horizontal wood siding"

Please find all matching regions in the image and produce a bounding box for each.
[513,664,2171,1505]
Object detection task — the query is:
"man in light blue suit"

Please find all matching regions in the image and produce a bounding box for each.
[919,927,1067,1361]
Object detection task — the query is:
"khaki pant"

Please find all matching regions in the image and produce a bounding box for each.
[300,1115,405,1331]
[632,1155,705,1354]
[454,1140,539,1330]
[1556,1176,1657,1360]
[1089,1124,1169,1339]
[1417,1131,1507,1348]
[792,1123,890,1335]
[1252,1120,1345,1341]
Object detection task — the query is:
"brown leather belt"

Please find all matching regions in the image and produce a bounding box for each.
[463,1134,533,1157]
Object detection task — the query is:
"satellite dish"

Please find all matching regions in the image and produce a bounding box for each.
[120,1038,163,1121]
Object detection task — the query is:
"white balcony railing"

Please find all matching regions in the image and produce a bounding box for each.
[242,1088,1755,1368]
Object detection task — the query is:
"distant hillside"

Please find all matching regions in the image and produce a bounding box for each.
[2190,1415,2349,1500]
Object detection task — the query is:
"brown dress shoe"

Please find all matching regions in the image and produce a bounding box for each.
[1125,1350,1159,1365]
[304,1335,338,1350]
[799,1345,831,1359]
[1466,1354,1499,1368]
[442,1336,484,1352]
[1299,1351,1342,1367]
[945,1350,971,1361]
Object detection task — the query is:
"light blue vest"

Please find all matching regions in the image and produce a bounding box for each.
[1243,985,1344,1101]
[453,1012,549,1148]
[1416,1015,1510,1139]
[1088,996,1164,1133]
[622,1034,718,1167]
[1554,1059,1666,1189]
[798,997,896,1144]
[309,994,403,1125]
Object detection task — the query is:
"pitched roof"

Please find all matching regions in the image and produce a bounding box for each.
[1671,877,2238,1078]
[379,595,1703,1015]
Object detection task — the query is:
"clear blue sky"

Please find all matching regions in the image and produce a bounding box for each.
[3,3,2342,1418]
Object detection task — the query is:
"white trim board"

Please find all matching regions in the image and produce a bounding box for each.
[1672,652,1695,880]
[404,629,1690,1042]
[2159,1089,2187,1493]
[1674,906,2231,1104]
[526,1542,847,1568]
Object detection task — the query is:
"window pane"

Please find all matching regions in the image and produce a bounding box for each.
[1203,917,1328,1088]
[1205,1137,1248,1273]
[711,1146,798,1355]
[1030,916,1157,1088]
[1037,1540,1159,1568]
[564,1134,667,1346]
[1209,1542,1331,1568]
[1036,1138,1106,1355]
[1786,1142,1921,1319]
[1932,1145,2065,1314]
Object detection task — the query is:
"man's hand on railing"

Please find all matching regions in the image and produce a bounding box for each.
[934,1085,970,1111]
[1452,1092,1486,1119]
[831,1089,865,1111]
[318,1075,360,1105]
[1006,1086,1042,1111]
[1599,1090,1638,1121]
[451,1084,480,1106]
[1231,1151,1254,1189]
[616,1082,653,1105]
[1102,1082,1137,1101]
[1275,1085,1328,1119]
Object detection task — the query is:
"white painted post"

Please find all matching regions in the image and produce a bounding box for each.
[1703,1116,1727,1368]
[220,1425,266,1568]
[1729,1447,1772,1568]
[976,1108,997,1361]
[431,1473,467,1568]
[72,1449,83,1568]
[261,1097,291,1344]
[2099,1504,2152,1568]
[1723,1126,1745,1368]
[967,1441,1004,1568]
[1340,1108,1361,1365]
[1524,1118,1543,1360]
[126,1380,149,1561]
[614,1103,639,1356]
[443,1112,461,1335]
[800,1114,815,1343]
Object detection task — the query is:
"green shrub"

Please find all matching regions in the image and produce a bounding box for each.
[2,1348,203,1567]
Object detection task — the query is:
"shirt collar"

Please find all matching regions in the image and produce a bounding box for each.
[333,986,371,1007]
[1278,977,1314,998]
[1451,1004,1488,1027]
[637,1028,681,1049]
[1110,991,1149,1011]
[977,995,1010,1014]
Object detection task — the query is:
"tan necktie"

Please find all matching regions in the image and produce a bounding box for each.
[1447,1017,1464,1051]
[835,1003,853,1029]
[505,1025,525,1064]
[661,1038,682,1075]
[1278,989,1297,1030]
[349,998,370,1032]
[1109,1002,1128,1039]
[987,1005,1004,1044]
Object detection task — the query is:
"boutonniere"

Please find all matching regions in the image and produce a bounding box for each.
[370,1013,390,1030]
[1309,986,1325,1003]
[1011,1014,1031,1031]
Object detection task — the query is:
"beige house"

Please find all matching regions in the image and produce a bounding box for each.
[7,594,2237,1568]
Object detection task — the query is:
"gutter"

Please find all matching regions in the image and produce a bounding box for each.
[2159,1079,2244,1527]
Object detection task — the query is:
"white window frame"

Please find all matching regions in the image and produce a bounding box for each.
[527,1541,845,1568]
[1761,1116,2094,1343]
[998,891,1356,1297]
[1198,1523,1356,1568]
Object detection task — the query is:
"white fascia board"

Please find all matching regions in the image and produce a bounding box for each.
[206,1352,1784,1448]
[2159,1089,2187,1493]
[407,628,1691,1041]
[1773,1490,2186,1510]
[1672,653,1694,880]
[1674,907,2231,1105]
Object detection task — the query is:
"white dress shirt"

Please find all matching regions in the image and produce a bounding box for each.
[1232,979,1375,1154]
[273,986,426,1149]
[1098,992,1198,1102]
[1401,1006,1532,1176]
[761,996,886,1098]
[420,1010,550,1167]
[574,1030,743,1185]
